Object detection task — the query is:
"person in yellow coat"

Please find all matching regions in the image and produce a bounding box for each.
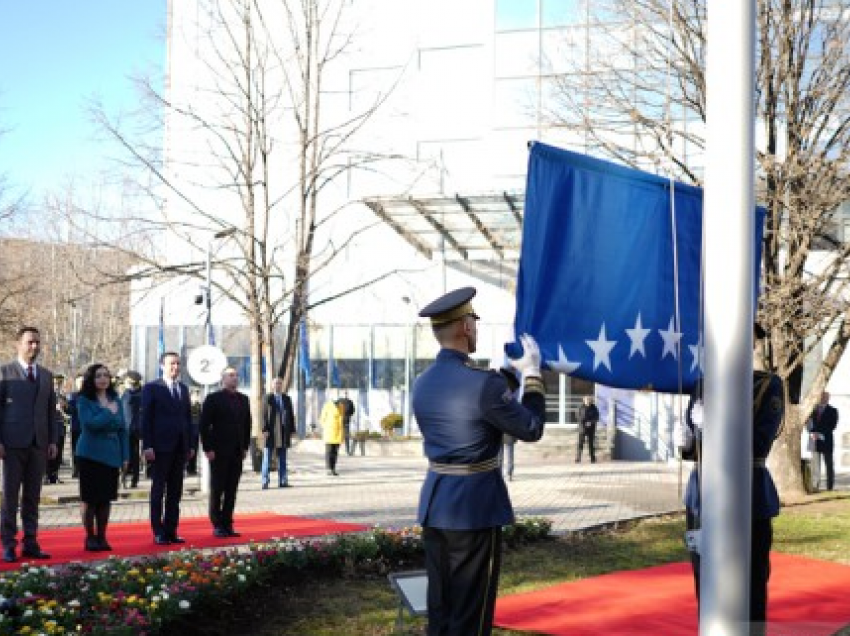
[321,399,343,476]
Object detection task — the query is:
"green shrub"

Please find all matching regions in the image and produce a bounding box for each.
[380,413,403,434]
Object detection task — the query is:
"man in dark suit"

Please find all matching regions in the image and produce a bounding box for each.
[810,391,839,491]
[141,351,196,545]
[120,371,143,488]
[199,367,251,537]
[0,327,60,562]
[413,288,547,636]
[261,377,296,488]
[576,395,599,463]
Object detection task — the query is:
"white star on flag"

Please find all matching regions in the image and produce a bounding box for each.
[547,344,581,375]
[659,317,683,360]
[586,323,616,372]
[625,313,651,359]
[688,337,704,373]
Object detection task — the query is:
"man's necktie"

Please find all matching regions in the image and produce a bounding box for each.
[26,365,35,383]
[171,382,180,400]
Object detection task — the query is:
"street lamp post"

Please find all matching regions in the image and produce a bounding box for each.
[401,297,414,437]
[205,228,237,347]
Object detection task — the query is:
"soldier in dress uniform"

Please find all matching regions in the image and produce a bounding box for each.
[413,287,547,636]
[674,323,783,636]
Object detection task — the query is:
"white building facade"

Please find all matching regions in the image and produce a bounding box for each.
[130,0,848,474]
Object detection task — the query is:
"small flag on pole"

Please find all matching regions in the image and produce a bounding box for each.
[299,320,311,387]
[157,298,165,369]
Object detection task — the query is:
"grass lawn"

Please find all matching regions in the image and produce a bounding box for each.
[166,494,850,636]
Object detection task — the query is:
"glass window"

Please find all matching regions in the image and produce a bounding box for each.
[418,46,487,134]
[495,31,541,78]
[493,78,539,128]
[487,129,533,178]
[495,0,538,31]
[541,27,586,74]
[541,0,587,27]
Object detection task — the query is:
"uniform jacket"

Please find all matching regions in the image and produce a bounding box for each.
[0,361,60,450]
[262,392,296,450]
[199,389,252,455]
[321,400,343,444]
[75,395,130,469]
[413,348,546,530]
[141,379,195,454]
[683,371,784,519]
[810,403,838,453]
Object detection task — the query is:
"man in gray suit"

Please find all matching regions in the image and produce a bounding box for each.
[0,327,60,562]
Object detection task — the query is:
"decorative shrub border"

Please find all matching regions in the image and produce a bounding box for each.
[0,518,551,635]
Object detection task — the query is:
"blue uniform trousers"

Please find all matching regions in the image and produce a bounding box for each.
[423,526,502,636]
[686,511,772,636]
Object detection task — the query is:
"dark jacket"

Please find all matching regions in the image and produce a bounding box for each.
[141,379,195,454]
[0,362,60,449]
[578,403,599,429]
[810,404,838,453]
[75,396,129,468]
[412,348,546,530]
[338,397,355,428]
[120,388,142,435]
[200,389,252,455]
[262,392,296,450]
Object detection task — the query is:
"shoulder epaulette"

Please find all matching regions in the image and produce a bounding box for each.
[464,361,499,375]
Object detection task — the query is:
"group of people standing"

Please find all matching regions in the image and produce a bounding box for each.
[0,327,302,560]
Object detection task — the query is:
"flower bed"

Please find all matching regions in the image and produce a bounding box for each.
[0,518,551,635]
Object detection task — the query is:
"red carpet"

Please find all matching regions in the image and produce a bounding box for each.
[494,553,850,636]
[0,512,368,571]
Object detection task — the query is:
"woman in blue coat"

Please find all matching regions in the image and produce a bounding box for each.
[76,364,129,551]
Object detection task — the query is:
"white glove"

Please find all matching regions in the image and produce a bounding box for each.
[673,422,694,450]
[690,400,704,430]
[509,334,541,381]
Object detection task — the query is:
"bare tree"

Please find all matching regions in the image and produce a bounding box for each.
[0,129,28,334]
[0,230,132,373]
[547,0,850,496]
[72,0,412,440]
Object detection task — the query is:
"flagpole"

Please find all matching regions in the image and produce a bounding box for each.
[702,0,756,633]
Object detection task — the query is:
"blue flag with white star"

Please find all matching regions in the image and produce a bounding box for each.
[514,142,764,394]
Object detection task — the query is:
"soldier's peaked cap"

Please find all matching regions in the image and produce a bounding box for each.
[419,287,480,325]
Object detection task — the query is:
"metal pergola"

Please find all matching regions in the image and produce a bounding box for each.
[363,191,525,288]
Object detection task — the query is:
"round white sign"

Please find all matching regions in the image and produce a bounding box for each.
[186,345,228,386]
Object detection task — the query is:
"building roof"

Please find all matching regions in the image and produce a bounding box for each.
[363,191,524,287]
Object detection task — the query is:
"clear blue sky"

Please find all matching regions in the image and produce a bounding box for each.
[0,1,166,197]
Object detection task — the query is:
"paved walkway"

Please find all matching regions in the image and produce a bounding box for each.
[38,449,848,534]
[39,450,682,534]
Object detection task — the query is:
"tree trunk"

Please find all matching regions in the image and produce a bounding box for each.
[768,405,807,500]
[250,319,264,440]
